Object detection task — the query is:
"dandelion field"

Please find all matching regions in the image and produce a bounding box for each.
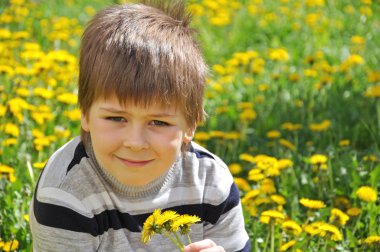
[0,0,380,251]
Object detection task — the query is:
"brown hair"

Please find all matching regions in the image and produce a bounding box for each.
[78,0,208,145]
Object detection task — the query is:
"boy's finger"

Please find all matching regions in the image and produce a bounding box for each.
[184,239,216,252]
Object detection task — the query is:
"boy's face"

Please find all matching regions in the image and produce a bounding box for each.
[81,96,194,186]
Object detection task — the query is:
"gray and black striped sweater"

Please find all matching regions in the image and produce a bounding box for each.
[30,137,251,251]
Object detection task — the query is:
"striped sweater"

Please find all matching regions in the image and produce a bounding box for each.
[30,137,251,251]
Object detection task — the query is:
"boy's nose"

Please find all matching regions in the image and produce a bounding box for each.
[122,126,149,151]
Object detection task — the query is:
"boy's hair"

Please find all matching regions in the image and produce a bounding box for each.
[78,0,208,145]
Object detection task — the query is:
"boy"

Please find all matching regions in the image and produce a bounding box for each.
[29,1,251,251]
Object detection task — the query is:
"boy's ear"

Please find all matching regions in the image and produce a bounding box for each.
[183,127,195,143]
[81,113,89,132]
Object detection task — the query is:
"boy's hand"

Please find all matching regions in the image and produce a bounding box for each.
[184,239,225,252]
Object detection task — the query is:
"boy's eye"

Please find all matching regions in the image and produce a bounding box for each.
[150,120,170,126]
[106,117,126,122]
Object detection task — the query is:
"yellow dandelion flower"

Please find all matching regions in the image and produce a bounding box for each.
[300,198,326,209]
[260,210,285,224]
[260,179,277,194]
[266,130,281,139]
[141,209,162,244]
[170,214,201,234]
[242,189,260,204]
[281,122,302,131]
[363,155,377,162]
[277,159,293,170]
[279,240,297,251]
[194,132,210,141]
[346,207,361,217]
[360,235,380,246]
[282,220,302,236]
[234,177,251,192]
[248,169,265,182]
[329,208,350,226]
[1,239,19,252]
[279,139,296,151]
[356,186,377,202]
[209,131,225,138]
[268,48,289,62]
[156,210,179,227]
[304,221,324,236]
[240,108,257,121]
[339,139,350,147]
[228,163,242,175]
[309,154,328,165]
[57,92,78,105]
[309,120,331,131]
[239,153,256,163]
[270,194,286,205]
[351,35,366,45]
[2,123,20,137]
[256,156,278,171]
[319,223,343,241]
[364,85,380,98]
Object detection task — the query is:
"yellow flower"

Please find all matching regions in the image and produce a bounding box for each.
[170,214,201,234]
[329,208,350,226]
[234,177,251,192]
[309,154,328,165]
[356,186,377,202]
[364,85,380,98]
[248,169,265,181]
[266,130,281,139]
[141,209,162,244]
[260,210,285,224]
[1,239,19,252]
[282,220,302,236]
[300,198,326,209]
[33,161,47,169]
[194,132,210,141]
[277,159,293,170]
[268,48,289,62]
[339,139,350,147]
[228,163,242,175]
[319,223,343,241]
[346,207,361,216]
[57,92,78,105]
[309,120,331,131]
[2,123,20,137]
[270,194,286,205]
[360,235,380,246]
[240,108,257,121]
[239,153,256,163]
[279,240,297,251]
[156,210,179,228]
[351,35,366,45]
[260,179,277,194]
[241,189,260,204]
[279,139,296,151]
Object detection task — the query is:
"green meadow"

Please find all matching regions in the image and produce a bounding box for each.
[1,0,379,251]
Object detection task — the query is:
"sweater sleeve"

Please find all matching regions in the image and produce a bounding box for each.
[29,191,100,252]
[203,183,251,252]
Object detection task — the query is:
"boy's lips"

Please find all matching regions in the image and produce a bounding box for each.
[116,156,154,167]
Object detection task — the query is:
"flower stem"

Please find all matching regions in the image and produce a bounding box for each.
[162,231,184,252]
[270,221,275,252]
[187,233,192,244]
[173,232,185,248]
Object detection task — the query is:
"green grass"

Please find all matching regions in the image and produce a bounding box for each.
[1,0,380,251]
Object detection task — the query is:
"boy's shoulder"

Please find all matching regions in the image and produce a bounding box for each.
[186,141,228,169]
[183,141,233,186]
[36,137,99,196]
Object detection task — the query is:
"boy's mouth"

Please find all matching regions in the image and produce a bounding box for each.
[116,156,154,167]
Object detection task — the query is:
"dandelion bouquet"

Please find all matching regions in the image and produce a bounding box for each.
[141,209,201,251]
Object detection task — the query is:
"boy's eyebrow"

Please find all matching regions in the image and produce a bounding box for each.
[98,107,178,117]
